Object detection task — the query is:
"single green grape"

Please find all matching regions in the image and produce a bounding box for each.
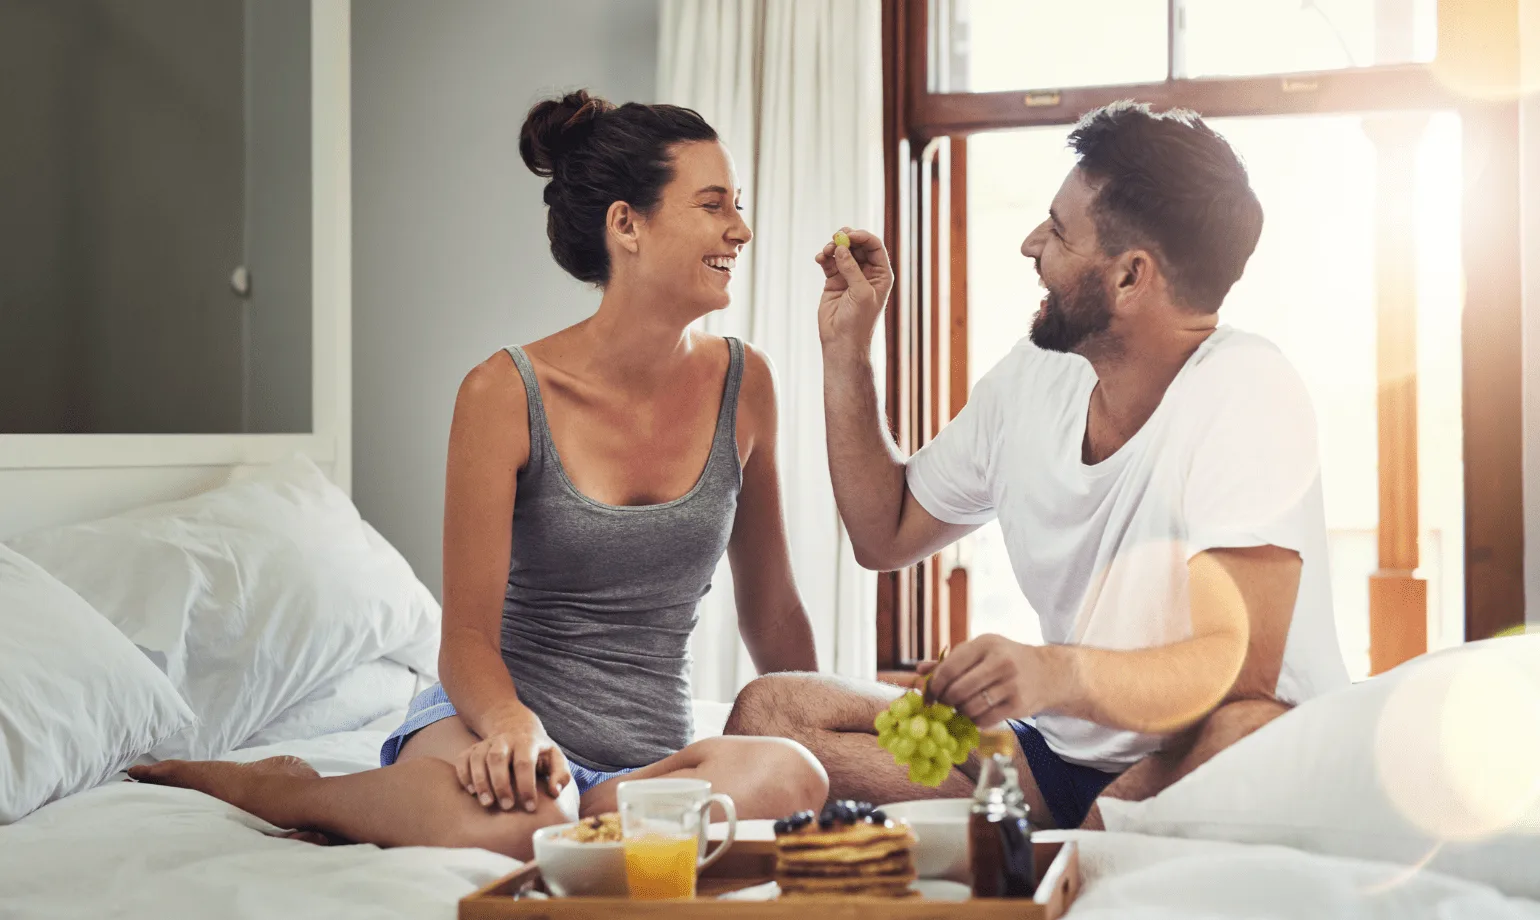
[890,736,917,760]
[833,230,851,249]
[928,720,951,746]
[949,744,971,765]
[907,716,930,740]
[918,738,938,759]
[908,760,931,784]
[925,702,956,722]
[890,693,918,719]
[874,710,896,734]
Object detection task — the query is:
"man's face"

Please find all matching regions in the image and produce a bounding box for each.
[1021,168,1113,354]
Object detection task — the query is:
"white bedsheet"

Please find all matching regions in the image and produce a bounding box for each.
[5,702,1536,920]
[1043,830,1540,920]
[0,716,518,920]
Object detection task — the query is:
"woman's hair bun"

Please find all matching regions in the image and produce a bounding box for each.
[519,90,615,177]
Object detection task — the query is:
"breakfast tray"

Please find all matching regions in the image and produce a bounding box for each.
[459,838,1080,919]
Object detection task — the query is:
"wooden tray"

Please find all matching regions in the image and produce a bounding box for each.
[460,838,1080,919]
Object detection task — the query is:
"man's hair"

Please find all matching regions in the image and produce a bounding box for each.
[1067,101,1263,314]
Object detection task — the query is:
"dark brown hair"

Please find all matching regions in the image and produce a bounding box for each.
[519,90,718,285]
[1067,101,1263,313]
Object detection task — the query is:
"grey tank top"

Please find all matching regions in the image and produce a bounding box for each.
[499,339,744,771]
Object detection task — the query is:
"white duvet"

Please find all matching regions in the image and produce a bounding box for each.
[3,702,1537,920]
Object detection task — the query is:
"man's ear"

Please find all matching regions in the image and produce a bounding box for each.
[1113,248,1159,309]
[608,201,640,254]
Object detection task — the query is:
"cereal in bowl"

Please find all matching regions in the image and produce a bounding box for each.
[558,812,622,843]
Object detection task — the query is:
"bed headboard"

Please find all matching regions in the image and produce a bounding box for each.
[0,1,351,542]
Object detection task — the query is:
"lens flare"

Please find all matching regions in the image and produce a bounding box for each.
[1374,647,1540,842]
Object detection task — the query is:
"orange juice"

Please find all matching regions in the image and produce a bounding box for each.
[623,833,698,899]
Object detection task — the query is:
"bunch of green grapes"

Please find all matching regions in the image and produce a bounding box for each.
[874,691,980,787]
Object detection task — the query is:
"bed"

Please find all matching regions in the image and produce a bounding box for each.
[2,456,1537,919]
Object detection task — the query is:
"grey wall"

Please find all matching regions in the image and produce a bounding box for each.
[351,0,660,597]
[245,0,313,433]
[0,0,311,434]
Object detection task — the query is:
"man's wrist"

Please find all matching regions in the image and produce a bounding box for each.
[1032,643,1081,714]
[821,338,875,369]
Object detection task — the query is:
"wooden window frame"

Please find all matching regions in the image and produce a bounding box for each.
[877,0,1525,674]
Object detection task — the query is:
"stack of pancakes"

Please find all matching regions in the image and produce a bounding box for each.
[773,802,918,898]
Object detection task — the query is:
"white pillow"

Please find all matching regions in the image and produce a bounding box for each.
[6,455,441,760]
[0,545,193,823]
[1100,634,1540,899]
[241,658,420,749]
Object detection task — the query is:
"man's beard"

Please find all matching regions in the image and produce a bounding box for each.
[1029,265,1112,354]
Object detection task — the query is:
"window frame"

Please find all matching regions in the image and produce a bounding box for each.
[877,0,1525,674]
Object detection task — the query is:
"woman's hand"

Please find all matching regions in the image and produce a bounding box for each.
[454,706,572,812]
[815,228,894,356]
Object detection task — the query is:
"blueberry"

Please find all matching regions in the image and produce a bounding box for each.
[774,820,790,835]
[870,809,887,824]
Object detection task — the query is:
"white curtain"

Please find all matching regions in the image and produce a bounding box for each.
[658,0,885,701]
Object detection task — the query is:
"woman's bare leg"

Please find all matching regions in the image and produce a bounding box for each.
[579,736,828,820]
[128,717,578,861]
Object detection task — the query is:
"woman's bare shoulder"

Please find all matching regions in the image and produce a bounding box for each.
[450,349,532,468]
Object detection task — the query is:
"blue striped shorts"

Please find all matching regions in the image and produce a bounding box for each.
[380,683,637,796]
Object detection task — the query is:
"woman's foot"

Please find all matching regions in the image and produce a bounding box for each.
[128,756,322,833]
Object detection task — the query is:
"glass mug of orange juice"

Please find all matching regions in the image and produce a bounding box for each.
[617,778,738,899]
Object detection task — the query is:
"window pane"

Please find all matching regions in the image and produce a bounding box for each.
[1181,0,1437,78]
[936,0,1168,93]
[962,114,1464,679]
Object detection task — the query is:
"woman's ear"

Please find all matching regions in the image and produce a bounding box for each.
[607,201,641,255]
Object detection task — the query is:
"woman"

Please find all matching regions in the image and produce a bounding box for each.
[130,91,828,860]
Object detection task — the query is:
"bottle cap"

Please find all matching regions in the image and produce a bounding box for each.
[977,726,1014,758]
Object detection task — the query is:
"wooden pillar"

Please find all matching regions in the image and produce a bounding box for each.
[1363,113,1429,675]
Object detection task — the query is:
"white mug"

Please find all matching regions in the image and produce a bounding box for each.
[617,778,737,898]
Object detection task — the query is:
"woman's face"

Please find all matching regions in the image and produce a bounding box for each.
[629,140,752,314]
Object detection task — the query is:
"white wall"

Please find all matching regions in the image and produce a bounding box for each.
[351,0,660,597]
[1522,0,1540,625]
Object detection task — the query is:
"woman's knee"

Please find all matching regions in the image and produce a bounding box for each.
[703,736,827,814]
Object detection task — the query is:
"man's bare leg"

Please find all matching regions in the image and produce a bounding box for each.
[724,672,1054,825]
[128,716,578,860]
[1080,698,1290,829]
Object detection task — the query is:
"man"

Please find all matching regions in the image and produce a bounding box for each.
[725,102,1349,831]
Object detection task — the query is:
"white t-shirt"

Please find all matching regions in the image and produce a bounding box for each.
[907,327,1349,771]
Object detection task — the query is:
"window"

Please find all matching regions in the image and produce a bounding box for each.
[877,0,1523,676]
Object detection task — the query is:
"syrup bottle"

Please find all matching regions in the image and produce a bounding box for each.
[968,726,1035,898]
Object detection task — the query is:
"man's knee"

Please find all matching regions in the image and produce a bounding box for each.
[724,673,809,737]
[1203,698,1290,744]
[1174,698,1291,766]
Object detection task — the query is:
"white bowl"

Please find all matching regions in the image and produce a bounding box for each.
[530,824,628,897]
[882,798,972,883]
